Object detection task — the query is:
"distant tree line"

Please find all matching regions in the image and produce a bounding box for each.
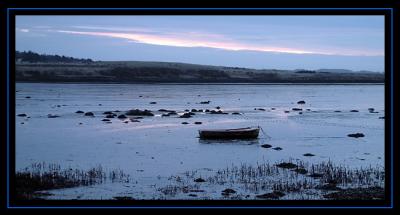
[15,51,94,63]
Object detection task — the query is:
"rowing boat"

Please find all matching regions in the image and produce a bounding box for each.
[198,127,260,139]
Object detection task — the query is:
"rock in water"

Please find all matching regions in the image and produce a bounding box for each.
[297,100,306,104]
[75,110,84,114]
[17,114,27,117]
[348,133,365,138]
[84,112,94,116]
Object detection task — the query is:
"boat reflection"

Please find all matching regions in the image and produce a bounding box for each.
[198,138,260,145]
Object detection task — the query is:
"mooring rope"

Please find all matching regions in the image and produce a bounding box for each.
[259,126,272,140]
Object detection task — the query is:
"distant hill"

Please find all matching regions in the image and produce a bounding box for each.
[16,51,93,64]
[15,51,384,83]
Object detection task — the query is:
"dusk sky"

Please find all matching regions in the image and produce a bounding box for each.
[16,15,384,72]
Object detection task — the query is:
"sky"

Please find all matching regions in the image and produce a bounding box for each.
[16,15,384,72]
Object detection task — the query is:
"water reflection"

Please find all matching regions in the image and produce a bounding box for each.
[198,138,260,145]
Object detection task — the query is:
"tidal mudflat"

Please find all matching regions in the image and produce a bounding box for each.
[15,83,385,200]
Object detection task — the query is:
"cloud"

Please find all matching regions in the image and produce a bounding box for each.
[54,28,383,56]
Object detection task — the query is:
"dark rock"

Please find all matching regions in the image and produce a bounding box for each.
[133,117,144,119]
[303,153,315,157]
[232,112,241,115]
[350,110,359,112]
[299,112,303,114]
[149,102,157,104]
[105,114,115,118]
[98,104,102,106]
[272,147,283,151]
[57,105,61,107]
[158,109,175,112]
[368,108,374,112]
[292,108,302,111]
[205,109,210,112]
[293,168,308,174]
[194,122,202,124]
[79,123,83,125]
[126,109,154,116]
[256,191,285,199]
[103,111,113,115]
[114,110,121,112]
[84,112,94,116]
[102,119,110,122]
[189,112,196,115]
[257,108,266,111]
[379,116,385,119]
[348,133,365,138]
[180,113,192,118]
[185,109,190,112]
[117,114,127,119]
[168,111,177,115]
[17,114,27,117]
[188,194,197,197]
[216,106,221,110]
[25,96,31,99]
[194,178,206,182]
[191,109,198,112]
[200,101,210,104]
[181,122,189,125]
[47,114,60,118]
[261,144,272,148]
[210,110,226,114]
[75,110,84,114]
[334,110,341,112]
[161,113,170,117]
[284,111,290,113]
[271,108,276,110]
[139,95,143,98]
[124,121,129,123]
[297,100,306,104]
[221,188,236,196]
[306,109,311,111]
[276,162,297,169]
[317,183,342,191]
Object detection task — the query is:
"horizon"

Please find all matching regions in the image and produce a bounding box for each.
[16,15,384,72]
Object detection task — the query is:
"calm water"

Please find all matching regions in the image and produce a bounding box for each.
[15,83,385,199]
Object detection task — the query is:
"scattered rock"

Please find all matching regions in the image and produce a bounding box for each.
[84,112,94,116]
[232,112,241,115]
[102,119,110,122]
[379,116,385,119]
[21,122,24,124]
[17,114,27,117]
[257,108,266,111]
[334,110,341,112]
[180,113,192,118]
[299,112,303,114]
[158,109,175,112]
[303,153,315,157]
[216,106,221,110]
[194,178,206,182]
[25,96,31,99]
[221,188,236,196]
[130,119,140,122]
[47,114,60,118]
[368,108,374,112]
[210,110,227,114]
[271,108,276,110]
[284,111,290,113]
[161,113,170,117]
[272,147,283,151]
[126,109,154,116]
[79,123,83,125]
[297,100,306,104]
[181,122,189,125]
[292,108,302,111]
[350,110,359,112]
[276,162,298,169]
[188,194,197,197]
[194,122,202,125]
[256,191,286,199]
[103,111,113,115]
[205,109,210,112]
[75,110,84,114]
[191,109,198,112]
[323,187,384,200]
[200,101,210,104]
[347,133,365,138]
[149,102,157,104]
[261,144,272,148]
[124,121,129,123]
[117,114,127,119]
[98,104,102,106]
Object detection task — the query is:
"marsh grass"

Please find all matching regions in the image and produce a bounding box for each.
[159,159,384,199]
[16,162,130,200]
